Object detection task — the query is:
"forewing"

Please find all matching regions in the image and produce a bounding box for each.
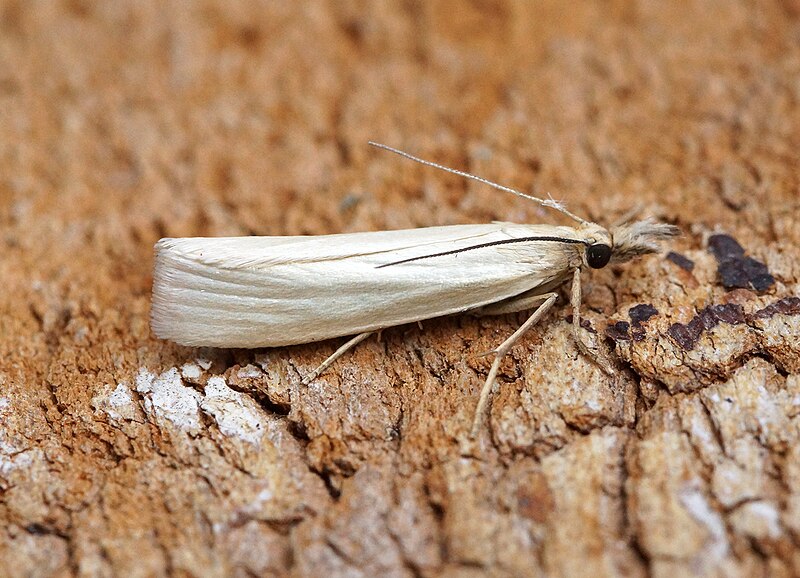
[151,224,577,347]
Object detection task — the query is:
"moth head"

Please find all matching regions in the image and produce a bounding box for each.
[608,220,680,265]
[576,223,614,269]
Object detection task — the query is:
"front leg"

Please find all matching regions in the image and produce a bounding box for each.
[570,268,614,376]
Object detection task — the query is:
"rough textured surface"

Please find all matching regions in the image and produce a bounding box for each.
[1,1,800,576]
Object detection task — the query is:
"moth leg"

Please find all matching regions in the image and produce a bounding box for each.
[473,290,557,317]
[570,268,614,376]
[301,331,374,386]
[470,292,558,438]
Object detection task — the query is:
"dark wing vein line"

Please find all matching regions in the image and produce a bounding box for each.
[376,236,586,268]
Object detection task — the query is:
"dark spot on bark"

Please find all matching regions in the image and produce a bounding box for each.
[605,321,630,341]
[667,322,697,350]
[750,297,800,319]
[668,303,746,350]
[629,304,659,324]
[707,234,775,293]
[711,303,747,324]
[565,315,596,333]
[666,251,695,271]
[617,304,659,341]
[718,257,774,292]
[606,305,660,343]
[708,234,745,261]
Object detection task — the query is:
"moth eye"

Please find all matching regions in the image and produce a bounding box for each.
[587,244,612,269]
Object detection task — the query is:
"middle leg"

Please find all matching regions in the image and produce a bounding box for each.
[470,292,559,437]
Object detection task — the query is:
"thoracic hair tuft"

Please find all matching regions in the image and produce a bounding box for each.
[610,220,680,264]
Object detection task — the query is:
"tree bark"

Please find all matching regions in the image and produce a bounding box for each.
[1,2,799,576]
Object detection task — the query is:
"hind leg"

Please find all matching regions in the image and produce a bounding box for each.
[473,290,559,317]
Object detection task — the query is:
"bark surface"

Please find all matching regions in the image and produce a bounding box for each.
[1,2,799,577]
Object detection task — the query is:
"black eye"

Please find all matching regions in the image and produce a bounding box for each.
[587,244,612,269]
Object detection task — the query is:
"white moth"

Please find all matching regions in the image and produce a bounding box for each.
[152,143,678,436]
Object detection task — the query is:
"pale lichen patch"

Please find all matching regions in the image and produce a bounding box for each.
[91,383,137,422]
[236,364,263,379]
[180,362,202,381]
[135,368,203,433]
[201,376,266,446]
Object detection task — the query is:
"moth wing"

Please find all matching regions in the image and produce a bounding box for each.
[151,223,577,347]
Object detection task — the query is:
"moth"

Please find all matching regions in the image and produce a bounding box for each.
[151,143,678,436]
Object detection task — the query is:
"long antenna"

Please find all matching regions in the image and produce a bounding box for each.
[368,141,588,225]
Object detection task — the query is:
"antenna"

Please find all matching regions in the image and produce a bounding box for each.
[368,141,588,225]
